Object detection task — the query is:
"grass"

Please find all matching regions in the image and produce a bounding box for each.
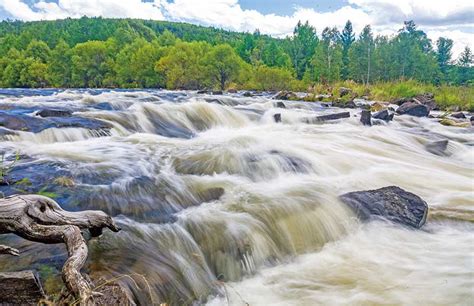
[307,80,474,111]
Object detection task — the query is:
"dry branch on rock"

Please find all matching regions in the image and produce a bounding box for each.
[0,194,121,305]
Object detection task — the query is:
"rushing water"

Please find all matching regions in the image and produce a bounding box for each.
[0,89,472,305]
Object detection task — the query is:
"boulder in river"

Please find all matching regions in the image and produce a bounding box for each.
[425,139,449,156]
[0,111,111,133]
[451,112,466,119]
[273,113,282,123]
[339,87,352,97]
[360,110,372,126]
[372,109,394,121]
[274,91,297,100]
[340,186,428,228]
[243,91,253,97]
[36,109,73,118]
[396,102,430,117]
[303,112,350,123]
[275,101,286,108]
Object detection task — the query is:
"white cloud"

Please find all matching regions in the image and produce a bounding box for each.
[0,0,472,57]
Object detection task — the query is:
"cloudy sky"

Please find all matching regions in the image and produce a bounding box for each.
[0,0,472,57]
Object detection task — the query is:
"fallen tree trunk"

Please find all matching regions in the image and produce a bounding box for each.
[0,194,121,305]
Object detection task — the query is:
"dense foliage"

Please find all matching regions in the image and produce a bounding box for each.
[0,17,472,90]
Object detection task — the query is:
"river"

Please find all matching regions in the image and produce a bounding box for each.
[0,89,472,305]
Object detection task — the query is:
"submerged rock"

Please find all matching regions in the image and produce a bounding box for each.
[425,139,449,156]
[36,109,73,118]
[303,112,350,123]
[396,102,429,117]
[439,118,470,128]
[0,111,111,133]
[339,186,428,228]
[273,113,282,123]
[275,101,286,108]
[360,110,372,126]
[372,109,394,121]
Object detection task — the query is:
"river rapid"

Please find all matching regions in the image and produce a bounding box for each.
[0,89,472,305]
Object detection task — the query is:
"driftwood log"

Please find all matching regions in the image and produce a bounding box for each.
[0,194,121,305]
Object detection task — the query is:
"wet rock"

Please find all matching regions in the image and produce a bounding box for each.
[273,113,282,123]
[227,89,237,93]
[370,102,387,112]
[268,150,312,173]
[314,94,332,101]
[339,87,352,97]
[339,186,428,228]
[439,118,470,128]
[333,100,357,109]
[302,112,350,123]
[211,90,223,95]
[372,109,394,121]
[243,91,253,97]
[425,139,449,156]
[0,127,16,137]
[0,271,45,304]
[451,112,466,119]
[0,111,112,133]
[396,102,429,117]
[275,101,286,108]
[93,102,115,111]
[36,109,73,118]
[393,93,437,111]
[274,91,297,100]
[413,93,437,111]
[197,90,209,94]
[360,110,372,126]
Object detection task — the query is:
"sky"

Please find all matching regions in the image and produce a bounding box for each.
[0,0,472,57]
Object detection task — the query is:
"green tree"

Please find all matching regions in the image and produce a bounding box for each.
[340,20,355,79]
[203,44,243,90]
[156,41,210,89]
[287,21,318,79]
[48,39,72,87]
[310,27,342,82]
[456,46,473,85]
[19,58,49,87]
[71,41,111,87]
[254,65,293,91]
[24,40,51,63]
[350,25,375,84]
[436,37,453,81]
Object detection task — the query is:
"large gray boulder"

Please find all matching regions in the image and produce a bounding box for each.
[396,102,430,117]
[339,186,428,228]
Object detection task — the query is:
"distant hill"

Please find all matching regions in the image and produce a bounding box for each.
[0,17,277,48]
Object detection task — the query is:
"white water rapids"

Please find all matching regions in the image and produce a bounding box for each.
[0,89,472,305]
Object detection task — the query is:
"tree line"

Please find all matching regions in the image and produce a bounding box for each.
[0,17,472,90]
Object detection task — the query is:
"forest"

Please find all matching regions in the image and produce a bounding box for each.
[0,17,472,91]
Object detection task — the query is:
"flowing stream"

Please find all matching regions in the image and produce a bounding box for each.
[0,89,472,305]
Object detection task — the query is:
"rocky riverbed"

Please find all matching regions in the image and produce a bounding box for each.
[0,89,472,305]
